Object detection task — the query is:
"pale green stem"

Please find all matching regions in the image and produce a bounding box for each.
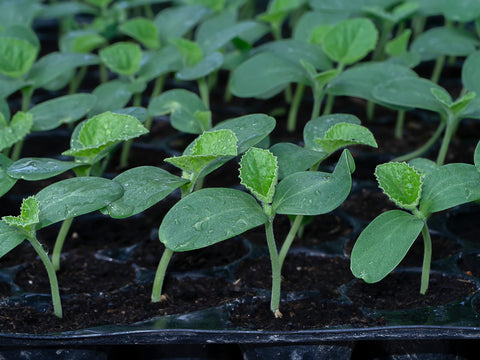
[311,89,324,120]
[265,216,282,316]
[278,214,304,268]
[395,110,405,139]
[420,223,432,295]
[322,93,335,116]
[393,120,446,162]
[412,16,426,39]
[372,20,393,61]
[366,101,375,121]
[151,248,174,302]
[11,86,33,161]
[198,77,210,109]
[287,83,305,132]
[436,116,456,166]
[120,92,142,168]
[145,75,166,130]
[100,63,108,83]
[52,217,74,271]
[29,233,63,318]
[69,66,88,94]
[431,55,446,84]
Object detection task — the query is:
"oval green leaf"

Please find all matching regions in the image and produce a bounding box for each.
[107,166,189,218]
[0,220,25,258]
[273,149,353,215]
[350,210,424,283]
[7,158,82,180]
[119,17,160,50]
[30,94,97,131]
[270,142,324,179]
[99,42,142,76]
[159,188,267,251]
[36,177,124,228]
[420,163,480,215]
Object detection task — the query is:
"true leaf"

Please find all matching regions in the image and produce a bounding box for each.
[7,158,82,181]
[386,29,412,57]
[148,89,209,134]
[63,111,148,158]
[0,37,37,78]
[30,94,96,131]
[99,42,142,76]
[239,147,278,204]
[0,219,25,258]
[106,166,189,218]
[304,114,360,152]
[462,50,480,94]
[137,45,181,82]
[0,111,33,152]
[119,18,160,50]
[420,163,480,215]
[212,113,276,154]
[350,210,424,283]
[170,38,203,67]
[2,196,39,229]
[36,177,124,228]
[165,130,237,176]
[159,188,266,251]
[272,149,353,215]
[322,18,378,66]
[59,30,107,53]
[315,123,377,154]
[375,162,423,211]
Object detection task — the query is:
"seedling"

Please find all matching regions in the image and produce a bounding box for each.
[0,176,124,317]
[351,157,480,294]
[372,74,480,165]
[151,114,275,303]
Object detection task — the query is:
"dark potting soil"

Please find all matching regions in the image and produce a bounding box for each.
[346,272,477,310]
[234,254,354,293]
[0,277,248,334]
[14,248,136,294]
[228,297,386,331]
[457,252,480,279]
[341,187,397,221]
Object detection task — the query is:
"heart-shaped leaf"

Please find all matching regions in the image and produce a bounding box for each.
[99,42,142,76]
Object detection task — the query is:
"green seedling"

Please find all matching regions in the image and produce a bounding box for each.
[0,176,124,317]
[230,17,378,132]
[327,61,418,138]
[150,113,275,303]
[351,158,480,294]
[372,72,480,165]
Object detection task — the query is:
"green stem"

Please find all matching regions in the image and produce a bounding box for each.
[372,21,393,61]
[412,15,426,39]
[420,223,432,295]
[431,55,446,84]
[11,87,34,160]
[29,234,63,318]
[395,110,405,139]
[69,66,87,94]
[287,83,305,132]
[436,117,456,166]
[311,89,324,120]
[198,77,210,109]
[278,214,304,268]
[265,216,282,317]
[100,63,108,84]
[366,101,375,121]
[119,92,142,168]
[145,75,166,130]
[392,120,446,162]
[322,93,335,116]
[52,217,74,271]
[151,247,174,302]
